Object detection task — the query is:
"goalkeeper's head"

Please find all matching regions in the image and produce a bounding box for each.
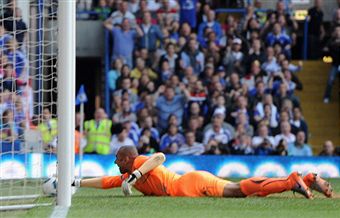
[115,146,139,174]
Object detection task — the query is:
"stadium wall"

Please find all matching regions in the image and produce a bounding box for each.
[1,154,339,179]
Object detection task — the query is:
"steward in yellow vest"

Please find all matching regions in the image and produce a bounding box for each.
[84,108,112,154]
[38,108,58,148]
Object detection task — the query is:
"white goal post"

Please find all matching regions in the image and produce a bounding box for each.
[56,0,76,207]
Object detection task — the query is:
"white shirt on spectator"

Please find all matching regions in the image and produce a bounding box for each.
[178,142,205,155]
[110,10,136,25]
[252,136,275,147]
[255,102,278,128]
[203,128,232,145]
[110,135,135,154]
[274,134,295,147]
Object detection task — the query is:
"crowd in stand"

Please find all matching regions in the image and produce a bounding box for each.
[0,2,30,150]
[1,0,340,157]
[73,0,340,156]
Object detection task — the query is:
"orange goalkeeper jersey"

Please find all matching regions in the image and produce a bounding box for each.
[102,155,229,197]
[102,155,180,196]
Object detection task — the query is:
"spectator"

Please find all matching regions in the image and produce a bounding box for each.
[4,7,27,47]
[229,133,253,155]
[252,123,275,148]
[108,58,123,93]
[265,23,292,59]
[155,84,189,131]
[1,63,17,92]
[5,39,27,83]
[186,116,204,142]
[291,107,308,140]
[159,42,180,74]
[0,109,18,142]
[287,131,312,156]
[140,116,160,142]
[179,0,197,28]
[254,138,274,155]
[104,18,143,67]
[203,112,233,146]
[94,0,111,20]
[272,138,288,156]
[274,121,296,147]
[160,124,185,152]
[319,140,336,156]
[130,57,157,80]
[38,108,58,151]
[113,99,137,123]
[254,94,278,129]
[178,130,205,155]
[308,0,325,59]
[198,10,222,41]
[110,123,135,154]
[180,38,205,75]
[138,127,159,154]
[223,38,245,75]
[84,108,112,154]
[0,24,12,52]
[105,0,136,26]
[138,11,163,53]
[323,26,340,103]
[114,77,138,104]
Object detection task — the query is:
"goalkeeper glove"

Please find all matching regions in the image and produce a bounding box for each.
[122,170,142,196]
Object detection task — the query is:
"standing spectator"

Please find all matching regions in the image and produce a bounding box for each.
[323,26,340,103]
[138,11,163,53]
[177,130,205,155]
[180,38,205,75]
[159,42,179,74]
[287,131,312,156]
[110,123,135,154]
[84,108,112,154]
[179,0,197,28]
[155,84,189,131]
[5,39,27,84]
[308,0,325,59]
[104,18,143,67]
[223,38,245,75]
[105,0,136,26]
[319,140,336,156]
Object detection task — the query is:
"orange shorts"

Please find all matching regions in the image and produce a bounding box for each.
[169,171,230,197]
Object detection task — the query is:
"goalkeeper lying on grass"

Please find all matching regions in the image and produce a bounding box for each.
[72,146,333,199]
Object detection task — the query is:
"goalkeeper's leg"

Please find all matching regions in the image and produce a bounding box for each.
[237,172,312,199]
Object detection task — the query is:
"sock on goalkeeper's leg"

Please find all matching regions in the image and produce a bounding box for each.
[240,177,293,197]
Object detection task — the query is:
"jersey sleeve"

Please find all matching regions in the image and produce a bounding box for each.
[101,174,128,189]
[132,155,149,170]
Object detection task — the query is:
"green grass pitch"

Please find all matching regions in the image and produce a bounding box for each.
[3,179,340,218]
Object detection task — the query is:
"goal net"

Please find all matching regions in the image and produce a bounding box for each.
[0,0,58,210]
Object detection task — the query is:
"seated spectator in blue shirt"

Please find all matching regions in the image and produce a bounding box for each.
[160,124,185,152]
[198,10,222,41]
[287,131,312,156]
[138,11,163,52]
[180,38,205,75]
[155,84,189,131]
[266,23,292,59]
[177,130,205,155]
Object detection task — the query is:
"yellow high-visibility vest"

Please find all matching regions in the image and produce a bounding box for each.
[84,119,112,154]
[38,119,58,144]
